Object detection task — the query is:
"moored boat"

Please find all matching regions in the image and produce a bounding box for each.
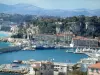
[13,60,22,64]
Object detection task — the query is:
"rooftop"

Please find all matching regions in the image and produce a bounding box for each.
[56,33,74,36]
[89,63,100,69]
[73,36,98,41]
[31,61,53,68]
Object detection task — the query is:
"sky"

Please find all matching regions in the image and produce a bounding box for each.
[0,0,100,9]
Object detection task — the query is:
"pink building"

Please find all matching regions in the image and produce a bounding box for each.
[88,62,100,75]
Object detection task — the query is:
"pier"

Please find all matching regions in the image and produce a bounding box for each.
[0,64,29,74]
[0,37,30,53]
[0,45,23,53]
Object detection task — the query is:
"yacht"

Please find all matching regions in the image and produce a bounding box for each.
[74,47,83,54]
[22,47,35,51]
[13,60,22,64]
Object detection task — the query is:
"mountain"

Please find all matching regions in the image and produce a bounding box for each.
[0,3,100,17]
[0,3,14,12]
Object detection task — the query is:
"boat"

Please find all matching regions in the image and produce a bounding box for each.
[55,44,74,49]
[66,50,74,53]
[34,45,56,50]
[13,60,22,64]
[29,59,36,62]
[12,64,19,67]
[74,47,83,54]
[22,47,35,51]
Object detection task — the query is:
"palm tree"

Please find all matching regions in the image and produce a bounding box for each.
[33,68,38,75]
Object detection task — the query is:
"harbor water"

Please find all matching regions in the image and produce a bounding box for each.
[0,31,88,75]
[0,49,88,64]
[0,31,11,48]
[0,73,22,75]
[0,32,18,75]
[0,42,11,48]
[0,32,10,37]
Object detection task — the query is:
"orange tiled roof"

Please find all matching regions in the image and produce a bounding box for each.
[73,36,98,41]
[31,63,41,68]
[56,33,74,36]
[89,63,100,69]
[73,36,87,40]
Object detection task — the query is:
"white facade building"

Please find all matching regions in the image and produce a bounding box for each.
[10,25,18,34]
[72,36,98,47]
[54,62,68,74]
[29,61,54,75]
[78,57,99,72]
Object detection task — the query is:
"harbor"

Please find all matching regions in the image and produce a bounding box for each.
[0,64,29,74]
[0,1,100,74]
[0,59,75,75]
[0,30,100,75]
[0,49,88,64]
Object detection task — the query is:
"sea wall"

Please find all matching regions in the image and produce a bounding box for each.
[0,45,23,53]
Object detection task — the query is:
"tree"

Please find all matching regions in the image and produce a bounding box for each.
[33,68,39,75]
[58,72,65,75]
[78,15,86,35]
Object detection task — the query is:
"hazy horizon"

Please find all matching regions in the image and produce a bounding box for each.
[0,0,100,10]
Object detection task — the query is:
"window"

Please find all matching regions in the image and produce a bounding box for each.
[91,68,94,72]
[96,69,99,73]
[41,73,43,75]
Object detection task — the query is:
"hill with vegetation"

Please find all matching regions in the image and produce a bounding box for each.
[0,13,100,38]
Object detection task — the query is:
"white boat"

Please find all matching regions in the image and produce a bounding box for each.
[74,47,83,54]
[13,60,22,63]
[22,47,35,50]
[66,49,74,53]
[29,59,36,62]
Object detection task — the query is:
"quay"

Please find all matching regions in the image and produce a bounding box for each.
[21,60,75,75]
[0,64,29,74]
[0,37,32,53]
[0,59,76,75]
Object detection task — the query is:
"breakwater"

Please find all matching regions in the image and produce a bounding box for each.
[0,45,23,53]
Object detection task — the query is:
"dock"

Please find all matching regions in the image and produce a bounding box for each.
[0,64,29,74]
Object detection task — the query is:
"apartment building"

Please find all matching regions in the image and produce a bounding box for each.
[88,62,100,75]
[30,61,54,75]
[72,36,98,47]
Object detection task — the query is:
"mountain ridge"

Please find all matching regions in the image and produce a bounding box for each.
[0,3,100,17]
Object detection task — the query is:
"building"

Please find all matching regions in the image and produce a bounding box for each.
[23,60,74,75]
[34,34,56,45]
[0,21,18,32]
[78,57,99,72]
[71,36,98,47]
[56,32,74,44]
[88,62,100,75]
[10,25,19,34]
[26,25,39,39]
[29,61,54,75]
[54,62,67,75]
[54,62,75,75]
[0,25,11,31]
[55,22,64,34]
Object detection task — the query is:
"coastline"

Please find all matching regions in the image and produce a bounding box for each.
[0,31,12,36]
